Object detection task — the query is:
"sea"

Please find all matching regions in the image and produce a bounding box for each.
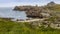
[0,7,27,20]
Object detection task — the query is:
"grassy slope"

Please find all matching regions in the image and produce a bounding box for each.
[46,4,60,12]
[0,18,60,34]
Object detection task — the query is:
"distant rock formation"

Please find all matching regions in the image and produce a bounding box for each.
[47,1,56,6]
[14,6,37,11]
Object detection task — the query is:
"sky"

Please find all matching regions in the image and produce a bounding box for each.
[0,0,60,7]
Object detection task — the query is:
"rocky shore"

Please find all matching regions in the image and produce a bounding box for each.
[13,2,60,29]
[14,2,56,18]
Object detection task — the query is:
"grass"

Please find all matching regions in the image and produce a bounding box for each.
[45,4,60,12]
[0,18,60,34]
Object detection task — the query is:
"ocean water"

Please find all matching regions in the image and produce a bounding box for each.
[0,7,27,19]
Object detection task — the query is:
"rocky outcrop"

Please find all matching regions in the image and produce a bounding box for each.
[26,7,51,18]
[47,1,56,6]
[13,1,60,29]
[14,6,52,18]
[14,6,38,11]
[14,1,57,18]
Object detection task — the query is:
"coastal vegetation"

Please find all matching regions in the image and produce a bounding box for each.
[0,18,60,34]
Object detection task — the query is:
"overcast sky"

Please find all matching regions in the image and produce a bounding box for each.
[0,0,60,7]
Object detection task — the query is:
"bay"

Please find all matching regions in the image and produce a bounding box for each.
[0,7,27,19]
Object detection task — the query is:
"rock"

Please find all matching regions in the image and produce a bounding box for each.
[26,8,51,18]
[14,5,51,18]
[47,1,56,6]
[14,6,20,11]
[13,1,56,18]
[14,6,37,11]
[16,19,24,21]
[50,23,60,29]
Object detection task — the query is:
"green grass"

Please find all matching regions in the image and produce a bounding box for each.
[0,18,60,34]
[45,4,60,12]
